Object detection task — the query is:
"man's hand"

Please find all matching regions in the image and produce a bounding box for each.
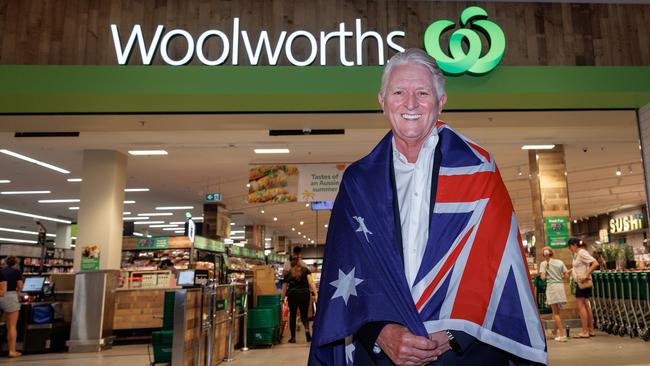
[376,324,444,366]
[428,331,452,354]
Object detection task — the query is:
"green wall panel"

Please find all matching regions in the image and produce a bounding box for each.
[0,66,649,113]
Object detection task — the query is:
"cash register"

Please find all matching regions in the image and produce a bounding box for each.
[17,276,68,353]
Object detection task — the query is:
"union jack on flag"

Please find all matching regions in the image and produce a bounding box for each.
[309,122,547,365]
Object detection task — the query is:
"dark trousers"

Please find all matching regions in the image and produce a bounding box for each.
[288,292,310,339]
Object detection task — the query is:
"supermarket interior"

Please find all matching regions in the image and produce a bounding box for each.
[1,0,650,365]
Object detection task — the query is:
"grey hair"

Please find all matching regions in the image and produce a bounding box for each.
[379,48,446,101]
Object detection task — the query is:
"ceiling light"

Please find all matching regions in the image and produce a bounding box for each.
[134,220,164,225]
[0,180,11,184]
[573,219,577,223]
[133,232,143,237]
[615,168,622,176]
[273,217,278,221]
[517,167,523,176]
[254,148,290,154]
[260,209,265,214]
[124,216,148,221]
[123,212,131,215]
[521,145,555,150]
[124,200,136,204]
[0,149,70,174]
[155,206,194,210]
[311,240,315,244]
[67,178,82,182]
[299,221,304,225]
[69,206,79,210]
[230,222,236,226]
[298,231,301,235]
[291,227,295,231]
[138,212,173,216]
[0,207,72,224]
[324,224,328,228]
[0,227,56,237]
[0,237,38,244]
[230,236,245,240]
[38,199,80,203]
[173,230,185,234]
[1,190,51,195]
[303,235,307,238]
[162,227,182,231]
[124,188,150,192]
[128,150,168,156]
[628,165,633,174]
[192,217,203,221]
[305,203,310,208]
[230,230,245,234]
[169,221,186,225]
[149,224,179,228]
[246,183,251,188]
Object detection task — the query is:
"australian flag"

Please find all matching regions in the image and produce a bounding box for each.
[309,122,547,365]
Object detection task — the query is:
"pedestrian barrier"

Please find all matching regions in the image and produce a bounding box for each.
[592,270,650,341]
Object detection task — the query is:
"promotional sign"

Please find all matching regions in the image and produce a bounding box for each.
[545,217,569,249]
[193,236,225,252]
[205,193,222,202]
[188,218,196,243]
[247,164,347,204]
[80,245,100,271]
[609,212,645,234]
[136,236,169,250]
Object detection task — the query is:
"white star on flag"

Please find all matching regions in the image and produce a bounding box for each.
[352,216,372,242]
[330,267,364,305]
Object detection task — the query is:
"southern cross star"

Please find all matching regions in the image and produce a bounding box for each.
[345,342,355,364]
[352,216,372,242]
[330,267,364,305]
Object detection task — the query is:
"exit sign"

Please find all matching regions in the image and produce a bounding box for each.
[205,193,222,202]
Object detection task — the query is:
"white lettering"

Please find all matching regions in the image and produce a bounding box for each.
[338,23,354,66]
[320,31,339,66]
[285,31,318,66]
[232,17,240,65]
[241,30,287,65]
[387,30,406,54]
[196,30,230,65]
[111,24,164,65]
[355,19,384,65]
[160,29,194,66]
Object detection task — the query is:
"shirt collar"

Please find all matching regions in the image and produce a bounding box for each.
[392,126,439,165]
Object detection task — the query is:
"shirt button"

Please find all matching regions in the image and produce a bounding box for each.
[414,192,419,197]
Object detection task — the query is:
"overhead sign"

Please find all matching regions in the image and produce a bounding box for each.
[205,193,222,202]
[247,164,347,204]
[110,6,505,74]
[187,218,196,243]
[136,236,169,250]
[424,6,505,75]
[609,212,644,234]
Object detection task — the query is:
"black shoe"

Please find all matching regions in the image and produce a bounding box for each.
[305,331,312,342]
[288,338,296,343]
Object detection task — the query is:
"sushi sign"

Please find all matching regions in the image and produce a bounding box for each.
[609,212,644,234]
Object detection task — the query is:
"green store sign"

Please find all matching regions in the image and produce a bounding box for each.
[424,6,505,75]
[193,236,225,252]
[545,217,569,249]
[136,236,169,250]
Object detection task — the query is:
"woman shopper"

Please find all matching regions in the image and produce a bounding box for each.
[539,246,569,342]
[568,238,599,338]
[282,256,318,343]
[0,256,23,357]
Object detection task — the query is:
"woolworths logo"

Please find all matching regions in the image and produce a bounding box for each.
[424,6,505,75]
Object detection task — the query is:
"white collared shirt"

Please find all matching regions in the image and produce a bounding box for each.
[392,130,439,287]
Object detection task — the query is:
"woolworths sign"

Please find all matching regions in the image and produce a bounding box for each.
[111,6,504,75]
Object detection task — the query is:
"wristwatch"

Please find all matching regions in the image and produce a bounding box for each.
[446,330,461,353]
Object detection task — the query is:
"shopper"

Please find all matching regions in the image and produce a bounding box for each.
[282,246,306,276]
[0,256,23,358]
[310,48,546,365]
[568,238,598,338]
[539,247,569,342]
[282,256,317,344]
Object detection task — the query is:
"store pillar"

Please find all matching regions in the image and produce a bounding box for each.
[638,102,650,213]
[55,222,72,249]
[528,145,577,317]
[74,150,127,270]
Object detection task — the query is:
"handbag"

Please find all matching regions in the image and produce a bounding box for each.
[577,277,593,290]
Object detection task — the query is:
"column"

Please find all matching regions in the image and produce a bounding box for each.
[55,222,72,249]
[529,145,577,318]
[74,150,127,271]
[638,102,650,212]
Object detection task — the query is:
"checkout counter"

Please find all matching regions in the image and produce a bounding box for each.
[16,276,69,353]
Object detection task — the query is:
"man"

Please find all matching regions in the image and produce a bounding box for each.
[283,246,307,276]
[309,49,546,365]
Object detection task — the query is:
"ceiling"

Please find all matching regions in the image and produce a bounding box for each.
[0,110,644,250]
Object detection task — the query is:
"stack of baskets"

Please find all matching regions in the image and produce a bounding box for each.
[247,294,282,346]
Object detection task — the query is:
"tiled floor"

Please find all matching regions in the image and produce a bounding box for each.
[0,330,649,365]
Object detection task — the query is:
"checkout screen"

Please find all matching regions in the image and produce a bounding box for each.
[23,277,45,293]
[177,270,195,286]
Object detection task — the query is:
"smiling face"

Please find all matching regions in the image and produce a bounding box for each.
[378,63,446,148]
